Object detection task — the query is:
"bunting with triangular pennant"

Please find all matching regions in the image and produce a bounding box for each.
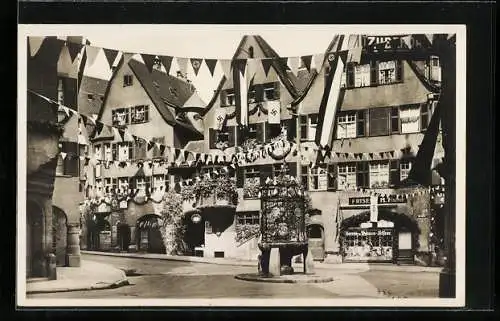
[159,55,173,75]
[204,59,218,76]
[301,55,312,73]
[141,54,156,73]
[176,57,189,77]
[261,58,273,77]
[66,41,83,63]
[190,58,203,76]
[103,48,119,70]
[28,37,45,58]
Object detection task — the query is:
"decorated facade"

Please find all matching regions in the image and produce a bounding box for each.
[27,33,451,266]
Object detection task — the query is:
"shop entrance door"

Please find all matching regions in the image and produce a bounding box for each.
[397,231,414,263]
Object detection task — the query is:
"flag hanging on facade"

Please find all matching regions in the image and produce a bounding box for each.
[213,107,227,131]
[267,100,281,124]
[233,59,249,127]
[315,35,348,149]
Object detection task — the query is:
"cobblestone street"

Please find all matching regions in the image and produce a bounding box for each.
[27,254,439,299]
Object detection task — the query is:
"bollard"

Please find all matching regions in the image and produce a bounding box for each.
[46,253,57,280]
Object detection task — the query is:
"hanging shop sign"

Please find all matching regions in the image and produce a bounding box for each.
[370,195,379,223]
[348,195,407,206]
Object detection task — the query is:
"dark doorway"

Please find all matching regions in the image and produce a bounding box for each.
[117,223,131,252]
[86,216,111,251]
[136,214,165,254]
[27,201,44,278]
[52,206,68,267]
[307,224,325,261]
[184,218,205,256]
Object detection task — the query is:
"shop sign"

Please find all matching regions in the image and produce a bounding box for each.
[348,195,407,206]
[344,229,392,237]
[370,195,378,222]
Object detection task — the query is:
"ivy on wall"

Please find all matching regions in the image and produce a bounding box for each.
[160,190,187,255]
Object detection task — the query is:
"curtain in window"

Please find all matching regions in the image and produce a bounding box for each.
[369,108,390,136]
[400,105,421,133]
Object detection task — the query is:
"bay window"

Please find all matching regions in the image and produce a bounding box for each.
[338,163,357,191]
[369,161,390,188]
[336,112,357,139]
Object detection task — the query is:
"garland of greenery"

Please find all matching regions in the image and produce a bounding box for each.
[235,224,260,243]
[160,190,187,255]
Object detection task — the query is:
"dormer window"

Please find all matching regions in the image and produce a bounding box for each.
[123,74,133,87]
[226,92,235,106]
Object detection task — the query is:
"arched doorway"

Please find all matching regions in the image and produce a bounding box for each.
[116,223,131,252]
[52,206,68,266]
[136,214,165,254]
[307,224,325,261]
[340,210,420,264]
[184,214,205,256]
[27,201,44,278]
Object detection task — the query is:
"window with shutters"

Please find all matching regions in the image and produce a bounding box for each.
[369,161,390,188]
[336,112,357,139]
[338,163,357,191]
[369,108,390,136]
[400,160,412,181]
[400,105,421,134]
[243,166,260,199]
[131,105,149,124]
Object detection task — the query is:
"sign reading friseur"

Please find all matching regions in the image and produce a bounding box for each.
[348,195,408,206]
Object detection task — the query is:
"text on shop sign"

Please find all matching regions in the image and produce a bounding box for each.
[345,229,392,237]
[348,195,407,206]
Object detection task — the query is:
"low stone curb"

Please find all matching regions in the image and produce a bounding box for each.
[82,251,442,273]
[27,279,130,294]
[235,273,334,284]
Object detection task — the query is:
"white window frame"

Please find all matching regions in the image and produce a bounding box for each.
[354,63,371,87]
[136,178,146,192]
[337,112,357,139]
[308,165,329,191]
[400,161,412,181]
[378,61,397,85]
[94,144,103,161]
[338,164,356,191]
[112,108,129,126]
[104,143,113,162]
[369,162,390,188]
[117,143,130,162]
[131,105,149,124]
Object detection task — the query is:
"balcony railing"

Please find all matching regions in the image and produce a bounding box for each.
[181,177,238,214]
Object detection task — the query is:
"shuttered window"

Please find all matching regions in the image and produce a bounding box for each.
[369,108,390,136]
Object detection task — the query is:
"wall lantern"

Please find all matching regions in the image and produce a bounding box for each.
[191,213,202,224]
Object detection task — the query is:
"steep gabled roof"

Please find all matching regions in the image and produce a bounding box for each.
[128,58,196,126]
